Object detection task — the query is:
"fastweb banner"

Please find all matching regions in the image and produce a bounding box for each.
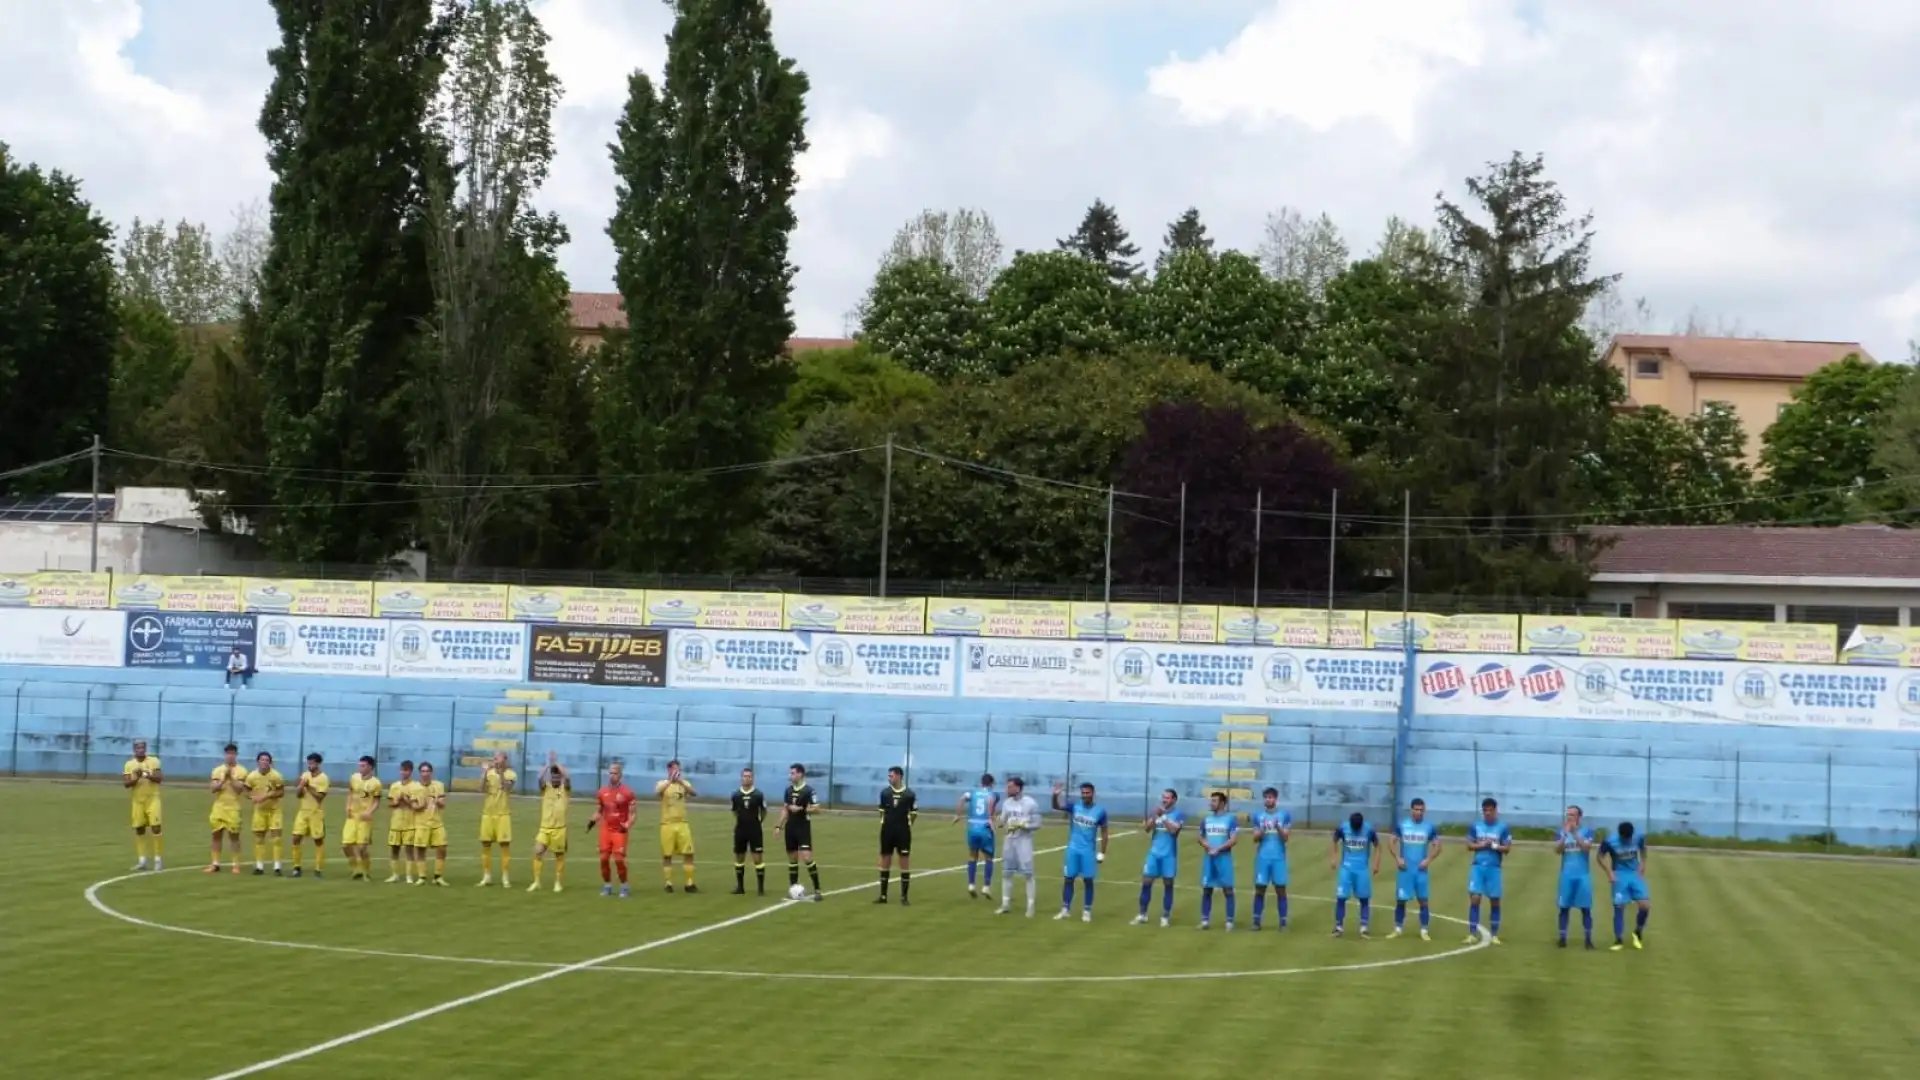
[665,629,954,696]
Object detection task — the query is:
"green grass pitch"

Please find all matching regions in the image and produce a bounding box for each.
[4,781,1918,1079]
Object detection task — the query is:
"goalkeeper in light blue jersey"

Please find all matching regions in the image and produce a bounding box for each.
[954,774,999,898]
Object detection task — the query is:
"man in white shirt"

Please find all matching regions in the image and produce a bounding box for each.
[225,646,252,689]
[996,776,1042,917]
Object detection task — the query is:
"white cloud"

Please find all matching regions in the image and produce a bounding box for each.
[797,108,894,192]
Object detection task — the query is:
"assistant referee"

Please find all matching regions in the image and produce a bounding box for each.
[875,765,918,905]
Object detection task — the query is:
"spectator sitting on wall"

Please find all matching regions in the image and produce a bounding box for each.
[226,647,253,689]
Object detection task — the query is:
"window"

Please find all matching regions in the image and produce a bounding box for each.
[1666,602,1775,623]
[1633,355,1662,378]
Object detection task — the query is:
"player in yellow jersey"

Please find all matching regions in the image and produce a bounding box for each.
[289,752,330,878]
[207,743,246,873]
[528,752,571,893]
[245,751,287,875]
[123,739,164,871]
[385,760,418,883]
[656,759,698,892]
[412,761,449,886]
[477,752,516,887]
[342,756,382,880]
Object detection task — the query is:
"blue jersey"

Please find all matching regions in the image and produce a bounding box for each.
[1149,808,1186,858]
[1470,819,1511,867]
[964,788,996,828]
[1201,812,1238,851]
[1559,825,1595,877]
[1253,808,1291,859]
[1065,802,1109,852]
[1397,818,1438,864]
[1336,821,1378,872]
[1601,835,1645,876]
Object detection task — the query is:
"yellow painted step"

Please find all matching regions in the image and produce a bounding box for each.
[1212,747,1267,761]
[1207,766,1258,781]
[471,738,521,751]
[459,755,494,768]
[1217,729,1266,744]
[1220,713,1269,727]
[486,721,530,733]
[494,704,541,717]
[1221,788,1253,801]
[505,689,552,701]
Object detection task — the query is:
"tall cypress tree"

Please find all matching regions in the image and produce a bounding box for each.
[237,0,441,561]
[601,0,808,571]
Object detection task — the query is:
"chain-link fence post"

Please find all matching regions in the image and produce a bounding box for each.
[83,687,94,780]
[1733,750,1741,841]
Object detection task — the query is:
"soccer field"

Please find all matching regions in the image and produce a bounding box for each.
[5,782,1918,1079]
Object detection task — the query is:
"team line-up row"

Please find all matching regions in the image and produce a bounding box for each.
[114,741,1654,949]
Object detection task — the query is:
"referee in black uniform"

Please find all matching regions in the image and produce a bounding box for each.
[778,763,823,900]
[730,767,768,895]
[876,765,918,905]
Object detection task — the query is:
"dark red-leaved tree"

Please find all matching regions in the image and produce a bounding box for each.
[1113,402,1355,594]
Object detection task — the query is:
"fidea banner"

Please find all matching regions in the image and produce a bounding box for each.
[528,624,667,687]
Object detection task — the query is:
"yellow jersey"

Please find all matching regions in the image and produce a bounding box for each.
[480,768,516,817]
[415,780,446,825]
[210,764,246,811]
[656,778,691,824]
[388,778,418,827]
[124,757,162,803]
[297,770,329,811]
[539,781,570,829]
[347,774,382,820]
[246,768,286,807]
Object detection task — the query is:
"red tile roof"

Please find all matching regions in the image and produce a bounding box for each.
[1608,335,1873,380]
[568,292,854,355]
[1589,525,1920,579]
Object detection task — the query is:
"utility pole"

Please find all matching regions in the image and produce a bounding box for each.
[878,435,893,597]
[89,434,102,573]
[1251,488,1263,611]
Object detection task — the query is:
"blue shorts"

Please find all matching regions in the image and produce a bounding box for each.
[1612,876,1650,905]
[1063,848,1098,880]
[1201,853,1235,889]
[1255,856,1288,888]
[1396,868,1429,902]
[1559,874,1593,909]
[1335,866,1372,901]
[1142,851,1177,880]
[966,825,995,856]
[1468,864,1503,899]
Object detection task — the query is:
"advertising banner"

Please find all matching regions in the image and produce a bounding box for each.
[113,575,244,613]
[1366,611,1519,653]
[1067,602,1219,643]
[508,586,648,626]
[666,629,953,697]
[925,598,1071,639]
[242,578,373,617]
[125,612,257,670]
[1674,619,1837,664]
[0,608,127,667]
[1106,642,1403,712]
[373,582,511,621]
[957,638,1108,700]
[783,594,927,635]
[643,590,784,630]
[1519,615,1676,658]
[0,571,111,609]
[1841,625,1920,667]
[528,624,667,686]
[254,616,391,677]
[386,620,527,681]
[1218,607,1366,648]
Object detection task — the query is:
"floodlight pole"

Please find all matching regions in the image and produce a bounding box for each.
[878,434,893,597]
[89,434,101,572]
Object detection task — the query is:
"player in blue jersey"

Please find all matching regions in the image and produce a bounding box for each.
[1465,797,1513,944]
[1329,811,1380,938]
[1196,792,1239,931]
[954,774,1000,899]
[1249,787,1292,931]
[1051,781,1109,922]
[1556,804,1597,949]
[1600,820,1651,951]
[1387,797,1440,941]
[1133,788,1185,926]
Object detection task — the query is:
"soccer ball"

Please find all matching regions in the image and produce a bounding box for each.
[787,883,808,901]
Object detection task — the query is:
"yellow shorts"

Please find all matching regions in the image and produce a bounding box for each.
[412,823,448,849]
[209,807,241,834]
[535,826,568,855]
[660,822,694,857]
[480,815,512,844]
[342,819,372,846]
[252,807,283,834]
[388,818,415,848]
[131,801,162,829]
[292,810,325,840]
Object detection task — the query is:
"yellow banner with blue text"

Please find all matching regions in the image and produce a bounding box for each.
[373,581,511,621]
[1519,615,1676,658]
[241,577,373,617]
[924,598,1072,638]
[113,575,244,612]
[1067,601,1219,642]
[1841,625,1920,667]
[1674,619,1836,664]
[784,594,928,635]
[0,571,112,609]
[643,590,785,629]
[507,585,648,625]
[1367,611,1519,653]
[1218,606,1366,648]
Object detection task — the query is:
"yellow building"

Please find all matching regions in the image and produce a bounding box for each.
[1603,335,1874,460]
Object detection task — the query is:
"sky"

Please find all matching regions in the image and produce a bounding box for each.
[4,0,1918,357]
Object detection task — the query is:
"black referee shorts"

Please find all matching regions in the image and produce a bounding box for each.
[733,824,764,856]
[879,823,912,857]
[783,820,813,855]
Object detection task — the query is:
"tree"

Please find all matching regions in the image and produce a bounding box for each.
[239,0,443,561]
[218,201,269,317]
[1585,404,1753,524]
[857,257,983,380]
[1113,403,1354,593]
[1764,355,1906,521]
[1258,207,1349,298]
[0,143,116,494]
[118,219,229,326]
[1058,198,1141,282]
[980,251,1130,373]
[601,0,808,572]
[1135,249,1312,375]
[878,207,1003,300]
[1371,215,1434,273]
[107,296,196,481]
[411,0,570,572]
[776,342,934,440]
[1156,206,1212,270]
